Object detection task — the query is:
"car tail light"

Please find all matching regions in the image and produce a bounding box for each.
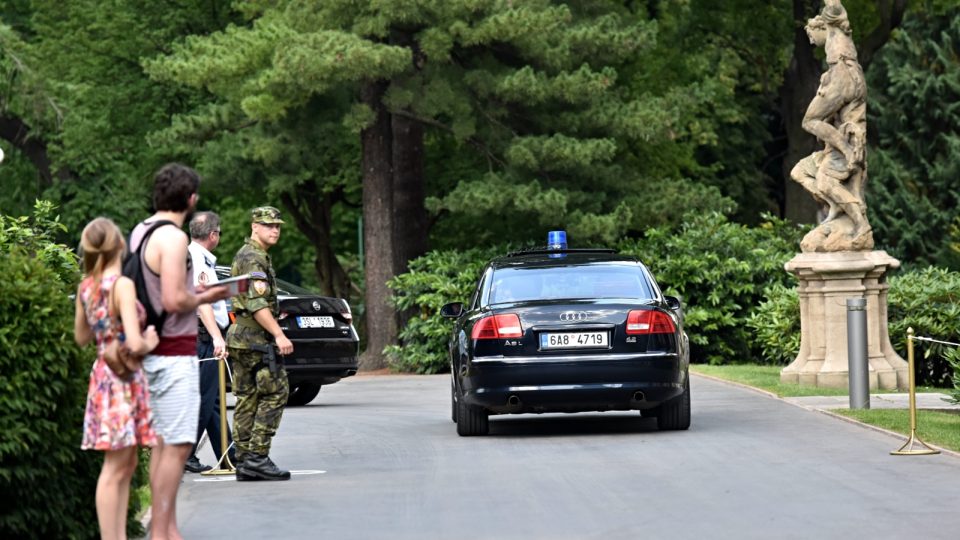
[341,300,352,321]
[626,310,675,335]
[278,312,289,320]
[471,314,523,340]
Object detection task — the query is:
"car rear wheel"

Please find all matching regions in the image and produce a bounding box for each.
[656,378,691,431]
[455,388,488,436]
[287,383,321,406]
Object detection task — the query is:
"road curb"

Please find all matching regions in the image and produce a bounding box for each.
[690,371,960,460]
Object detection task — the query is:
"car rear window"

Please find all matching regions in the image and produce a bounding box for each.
[489,264,654,304]
[276,278,315,295]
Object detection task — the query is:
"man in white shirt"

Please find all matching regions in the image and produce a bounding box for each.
[186,211,235,472]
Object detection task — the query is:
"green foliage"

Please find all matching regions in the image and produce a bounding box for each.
[745,284,801,366]
[618,212,806,364]
[385,245,504,373]
[643,0,792,223]
[866,9,960,268]
[888,266,960,386]
[146,1,745,252]
[0,200,78,283]
[0,208,119,539]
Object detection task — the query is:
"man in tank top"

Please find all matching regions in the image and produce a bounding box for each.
[131,163,231,540]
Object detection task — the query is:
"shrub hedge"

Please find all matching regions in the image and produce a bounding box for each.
[0,203,147,539]
[386,245,505,373]
[618,212,805,364]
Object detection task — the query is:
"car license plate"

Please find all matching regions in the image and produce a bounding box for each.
[297,316,334,328]
[540,331,608,350]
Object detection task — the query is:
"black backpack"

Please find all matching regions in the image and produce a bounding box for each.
[124,220,176,334]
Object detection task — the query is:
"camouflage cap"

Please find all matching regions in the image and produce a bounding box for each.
[251,206,285,224]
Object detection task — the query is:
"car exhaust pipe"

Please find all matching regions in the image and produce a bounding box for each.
[508,395,521,406]
[632,391,645,402]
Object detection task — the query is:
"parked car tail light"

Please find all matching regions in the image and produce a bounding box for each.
[278,312,289,320]
[472,314,523,340]
[341,299,352,321]
[626,310,675,335]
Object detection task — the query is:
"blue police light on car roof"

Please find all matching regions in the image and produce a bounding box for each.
[547,230,567,258]
[547,230,567,250]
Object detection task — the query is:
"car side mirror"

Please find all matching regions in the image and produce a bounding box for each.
[440,302,464,319]
[664,295,682,311]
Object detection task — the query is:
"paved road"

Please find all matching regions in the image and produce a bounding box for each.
[179,374,960,539]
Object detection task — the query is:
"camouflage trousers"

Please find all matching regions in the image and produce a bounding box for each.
[230,347,289,458]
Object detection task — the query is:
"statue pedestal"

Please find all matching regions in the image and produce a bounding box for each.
[781,251,907,390]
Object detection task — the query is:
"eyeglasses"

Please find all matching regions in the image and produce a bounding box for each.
[211,230,221,236]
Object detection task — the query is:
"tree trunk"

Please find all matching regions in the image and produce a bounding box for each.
[359,80,396,371]
[780,0,823,224]
[0,112,71,187]
[391,113,427,273]
[389,29,429,274]
[279,190,351,300]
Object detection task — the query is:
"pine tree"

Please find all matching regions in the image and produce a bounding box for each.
[867,9,960,268]
[144,1,750,366]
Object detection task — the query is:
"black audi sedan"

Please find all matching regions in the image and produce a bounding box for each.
[441,244,690,436]
[216,267,359,406]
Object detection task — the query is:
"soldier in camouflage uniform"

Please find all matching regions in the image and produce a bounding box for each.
[227,206,294,481]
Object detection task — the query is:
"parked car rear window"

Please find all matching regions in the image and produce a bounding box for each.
[276,278,315,295]
[489,264,654,304]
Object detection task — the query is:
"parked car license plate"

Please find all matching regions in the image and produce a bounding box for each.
[539,331,608,350]
[297,316,334,328]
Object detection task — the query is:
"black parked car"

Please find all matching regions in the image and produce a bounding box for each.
[216,267,359,406]
[441,245,690,435]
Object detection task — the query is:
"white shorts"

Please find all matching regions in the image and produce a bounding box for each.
[142,355,199,445]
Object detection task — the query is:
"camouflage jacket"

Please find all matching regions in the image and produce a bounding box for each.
[226,238,277,349]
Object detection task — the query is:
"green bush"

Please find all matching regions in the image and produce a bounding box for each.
[618,212,805,364]
[386,246,505,373]
[745,284,801,366]
[0,204,146,539]
[887,266,960,387]
[748,266,960,387]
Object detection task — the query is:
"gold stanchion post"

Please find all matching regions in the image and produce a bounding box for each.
[202,356,236,475]
[891,327,940,456]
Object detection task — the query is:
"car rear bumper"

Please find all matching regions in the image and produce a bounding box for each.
[283,338,359,386]
[460,352,686,414]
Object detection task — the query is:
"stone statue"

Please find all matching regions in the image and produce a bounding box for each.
[791,0,874,252]
[781,1,907,391]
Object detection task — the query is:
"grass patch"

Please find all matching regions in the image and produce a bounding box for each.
[690,364,848,397]
[835,409,960,453]
[690,364,949,398]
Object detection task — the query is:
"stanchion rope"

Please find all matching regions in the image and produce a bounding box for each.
[912,336,960,347]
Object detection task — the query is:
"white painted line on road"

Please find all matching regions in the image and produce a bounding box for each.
[192,470,327,482]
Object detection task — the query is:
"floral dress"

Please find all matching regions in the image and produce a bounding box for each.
[80,274,158,450]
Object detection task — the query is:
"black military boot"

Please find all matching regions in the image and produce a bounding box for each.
[236,454,291,481]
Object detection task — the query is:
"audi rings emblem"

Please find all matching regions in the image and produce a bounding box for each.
[312,301,323,311]
[560,311,590,322]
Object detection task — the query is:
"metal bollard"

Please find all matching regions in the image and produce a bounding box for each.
[846,297,870,409]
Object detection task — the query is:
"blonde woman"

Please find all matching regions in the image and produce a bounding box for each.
[74,217,159,540]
